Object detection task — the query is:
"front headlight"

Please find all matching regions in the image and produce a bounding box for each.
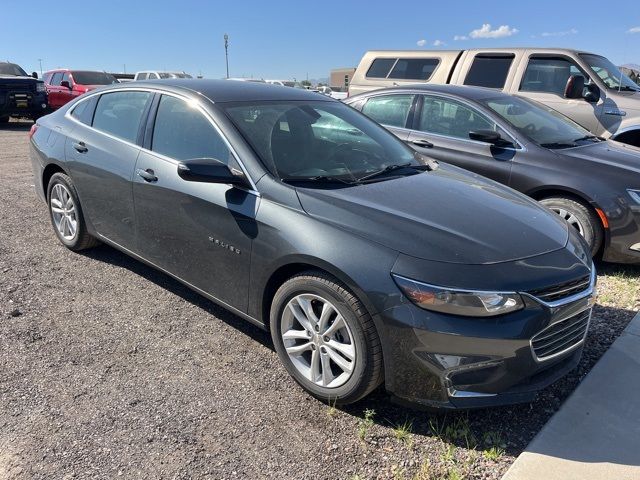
[392,274,524,317]
[36,82,46,93]
[627,189,640,204]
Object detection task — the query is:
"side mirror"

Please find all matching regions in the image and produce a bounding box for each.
[469,129,502,144]
[584,83,600,103]
[177,157,248,186]
[31,72,38,79]
[564,75,585,99]
[60,80,71,89]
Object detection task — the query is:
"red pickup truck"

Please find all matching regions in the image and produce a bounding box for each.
[43,69,118,109]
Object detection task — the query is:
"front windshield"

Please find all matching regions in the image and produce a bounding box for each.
[580,54,640,92]
[223,101,419,180]
[0,63,28,76]
[480,95,595,149]
[72,71,118,85]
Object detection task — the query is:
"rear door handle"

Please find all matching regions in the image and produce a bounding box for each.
[73,141,88,153]
[136,168,158,182]
[410,138,434,148]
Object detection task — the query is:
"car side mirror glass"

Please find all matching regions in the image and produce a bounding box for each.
[177,157,248,186]
[60,80,71,89]
[31,71,38,79]
[564,75,585,99]
[583,83,600,103]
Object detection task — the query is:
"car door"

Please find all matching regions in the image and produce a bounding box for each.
[47,72,64,108]
[65,90,153,249]
[59,72,75,106]
[515,54,602,133]
[406,94,514,185]
[132,93,257,311]
[359,93,415,141]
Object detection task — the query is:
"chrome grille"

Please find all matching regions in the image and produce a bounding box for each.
[531,309,591,361]
[528,275,591,302]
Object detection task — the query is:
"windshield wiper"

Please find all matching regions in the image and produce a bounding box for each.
[540,142,578,150]
[356,163,430,183]
[281,175,356,185]
[573,135,601,143]
[615,86,640,92]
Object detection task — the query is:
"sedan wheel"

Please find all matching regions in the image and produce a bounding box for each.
[540,196,602,256]
[271,272,384,405]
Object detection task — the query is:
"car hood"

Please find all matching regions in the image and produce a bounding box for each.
[0,75,37,83]
[296,165,569,264]
[558,140,640,174]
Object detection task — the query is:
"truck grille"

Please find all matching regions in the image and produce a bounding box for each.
[527,274,591,303]
[531,309,591,360]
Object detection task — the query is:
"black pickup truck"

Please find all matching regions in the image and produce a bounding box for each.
[0,62,49,123]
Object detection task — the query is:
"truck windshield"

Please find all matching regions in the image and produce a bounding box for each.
[0,63,28,76]
[580,54,640,92]
[480,96,597,149]
[72,71,118,85]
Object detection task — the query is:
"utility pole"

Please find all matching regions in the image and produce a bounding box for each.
[37,59,43,76]
[224,34,229,78]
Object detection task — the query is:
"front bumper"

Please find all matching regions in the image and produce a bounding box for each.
[376,249,595,409]
[0,90,48,118]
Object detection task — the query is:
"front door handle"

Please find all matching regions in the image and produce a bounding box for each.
[73,141,88,153]
[410,138,434,148]
[136,168,158,182]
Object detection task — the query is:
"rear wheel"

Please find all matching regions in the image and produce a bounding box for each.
[539,196,602,256]
[47,172,100,251]
[270,271,383,405]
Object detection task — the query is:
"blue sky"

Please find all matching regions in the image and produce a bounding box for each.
[3,0,639,80]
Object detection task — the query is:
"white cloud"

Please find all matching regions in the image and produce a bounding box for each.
[453,35,468,41]
[541,28,578,37]
[433,40,446,46]
[628,26,640,34]
[469,23,518,39]
[416,39,427,47]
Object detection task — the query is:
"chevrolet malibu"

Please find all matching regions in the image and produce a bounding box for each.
[29,80,596,409]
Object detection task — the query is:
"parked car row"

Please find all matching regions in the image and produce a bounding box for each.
[30,79,597,409]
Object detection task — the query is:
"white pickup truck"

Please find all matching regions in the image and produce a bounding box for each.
[349,48,640,146]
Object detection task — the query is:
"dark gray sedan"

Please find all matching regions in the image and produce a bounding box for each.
[345,84,640,264]
[29,80,595,409]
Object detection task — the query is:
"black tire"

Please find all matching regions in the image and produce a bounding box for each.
[47,172,100,251]
[539,196,602,256]
[270,271,383,405]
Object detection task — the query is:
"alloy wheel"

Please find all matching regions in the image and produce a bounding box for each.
[50,183,78,241]
[281,294,356,388]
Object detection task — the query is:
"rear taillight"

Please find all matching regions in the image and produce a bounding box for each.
[28,124,38,139]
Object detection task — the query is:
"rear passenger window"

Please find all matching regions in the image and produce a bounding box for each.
[137,73,148,80]
[464,54,514,89]
[361,95,414,128]
[92,91,151,143]
[418,95,497,140]
[70,95,98,125]
[366,58,397,78]
[388,59,439,81]
[520,57,584,96]
[151,95,234,164]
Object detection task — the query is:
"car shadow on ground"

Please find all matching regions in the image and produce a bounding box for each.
[80,243,638,455]
[1,120,34,131]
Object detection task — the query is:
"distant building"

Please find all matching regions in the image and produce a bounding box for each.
[330,68,356,92]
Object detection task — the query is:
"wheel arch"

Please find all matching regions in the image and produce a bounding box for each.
[42,163,68,198]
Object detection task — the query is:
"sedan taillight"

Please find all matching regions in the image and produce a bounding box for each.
[28,124,38,139]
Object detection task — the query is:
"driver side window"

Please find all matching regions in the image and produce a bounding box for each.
[520,57,585,96]
[418,95,497,141]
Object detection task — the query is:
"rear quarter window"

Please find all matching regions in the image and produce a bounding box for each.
[92,91,152,143]
[464,54,515,89]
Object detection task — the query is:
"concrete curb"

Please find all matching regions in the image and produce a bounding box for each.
[502,311,640,480]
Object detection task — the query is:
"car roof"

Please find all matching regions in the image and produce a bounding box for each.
[348,83,514,102]
[105,79,335,103]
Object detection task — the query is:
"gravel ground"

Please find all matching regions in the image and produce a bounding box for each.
[1,119,638,480]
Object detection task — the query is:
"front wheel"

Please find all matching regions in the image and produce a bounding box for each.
[539,196,602,256]
[270,271,383,405]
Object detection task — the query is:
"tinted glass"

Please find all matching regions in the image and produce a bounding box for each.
[50,72,63,86]
[388,58,439,81]
[419,96,496,140]
[70,97,97,125]
[137,73,148,80]
[92,91,151,143]
[361,95,414,128]
[480,95,592,148]
[580,54,639,91]
[72,71,118,85]
[520,57,583,95]
[464,55,514,88]
[61,72,70,85]
[42,72,53,84]
[0,63,28,76]
[223,101,417,180]
[148,73,159,79]
[366,58,396,78]
[152,95,233,163]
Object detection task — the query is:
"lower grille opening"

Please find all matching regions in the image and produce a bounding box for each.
[531,309,591,360]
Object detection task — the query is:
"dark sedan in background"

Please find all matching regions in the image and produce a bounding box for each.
[30,80,595,409]
[346,84,640,264]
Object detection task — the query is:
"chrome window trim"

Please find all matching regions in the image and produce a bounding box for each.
[64,87,260,195]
